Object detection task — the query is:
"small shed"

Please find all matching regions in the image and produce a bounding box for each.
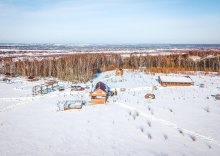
[216,94,220,100]
[116,68,123,76]
[200,84,205,88]
[90,81,108,104]
[158,75,194,87]
[64,100,84,110]
[145,94,155,99]
[27,76,39,81]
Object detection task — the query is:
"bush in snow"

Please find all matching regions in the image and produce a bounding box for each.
[140,126,144,133]
[147,120,151,127]
[135,111,139,117]
[178,129,184,136]
[132,114,136,120]
[203,106,210,113]
[190,135,196,141]
[147,133,152,139]
[150,110,154,115]
[164,134,168,140]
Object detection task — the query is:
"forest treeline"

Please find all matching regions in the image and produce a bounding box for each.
[1,51,220,82]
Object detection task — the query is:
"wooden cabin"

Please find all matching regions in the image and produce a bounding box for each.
[158,76,194,87]
[145,94,155,99]
[90,82,108,104]
[116,68,123,76]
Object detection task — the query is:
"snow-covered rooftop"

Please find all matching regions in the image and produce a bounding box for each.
[64,100,83,109]
[159,75,194,83]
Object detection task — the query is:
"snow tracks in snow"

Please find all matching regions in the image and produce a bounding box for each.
[116,102,220,146]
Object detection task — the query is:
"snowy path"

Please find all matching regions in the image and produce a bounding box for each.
[0,97,34,101]
[0,101,32,113]
[116,102,220,146]
[0,91,58,113]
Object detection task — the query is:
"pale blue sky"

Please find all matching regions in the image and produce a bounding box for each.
[0,0,220,44]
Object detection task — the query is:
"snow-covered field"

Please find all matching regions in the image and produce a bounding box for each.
[0,71,220,156]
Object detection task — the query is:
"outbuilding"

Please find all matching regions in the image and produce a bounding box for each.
[27,76,39,81]
[200,84,205,88]
[64,100,84,110]
[158,76,194,87]
[145,94,155,99]
[116,68,123,76]
[158,75,194,87]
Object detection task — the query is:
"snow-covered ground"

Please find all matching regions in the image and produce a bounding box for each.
[0,71,220,156]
